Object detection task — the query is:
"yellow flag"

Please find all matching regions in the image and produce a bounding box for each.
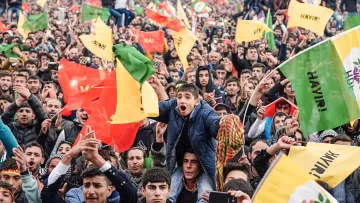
[111,59,145,124]
[287,0,333,36]
[18,12,30,39]
[141,81,159,117]
[36,0,47,8]
[79,18,113,61]
[173,28,197,71]
[235,20,272,43]
[253,154,337,203]
[288,142,360,187]
[177,0,191,29]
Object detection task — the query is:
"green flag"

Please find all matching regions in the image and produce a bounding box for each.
[134,5,144,16]
[22,12,48,32]
[280,26,360,136]
[265,9,276,51]
[80,3,110,22]
[113,44,155,86]
[0,44,19,58]
[344,14,360,31]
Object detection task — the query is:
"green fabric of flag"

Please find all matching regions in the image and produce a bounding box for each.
[265,9,276,51]
[22,12,48,32]
[113,44,155,86]
[280,40,360,137]
[134,5,144,16]
[0,44,19,58]
[344,14,360,31]
[80,3,110,22]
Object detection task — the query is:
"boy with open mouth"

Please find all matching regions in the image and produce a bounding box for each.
[150,78,222,202]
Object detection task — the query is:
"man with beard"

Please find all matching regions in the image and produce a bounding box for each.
[222,77,240,113]
[26,75,42,100]
[50,108,89,154]
[23,143,45,177]
[37,98,75,155]
[2,86,48,148]
[232,46,259,78]
[55,39,67,57]
[0,71,13,97]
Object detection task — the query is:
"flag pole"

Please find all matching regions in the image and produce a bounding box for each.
[51,107,65,120]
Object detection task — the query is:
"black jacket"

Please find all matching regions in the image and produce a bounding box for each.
[2,95,48,148]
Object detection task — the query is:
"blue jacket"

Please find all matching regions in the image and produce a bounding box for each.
[66,187,120,203]
[153,99,220,188]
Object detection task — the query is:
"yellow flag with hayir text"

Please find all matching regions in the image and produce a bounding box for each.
[18,12,30,39]
[287,0,333,36]
[288,142,360,187]
[177,0,191,29]
[235,20,272,43]
[253,154,337,203]
[36,0,47,8]
[79,17,113,61]
[111,59,159,124]
[173,28,197,71]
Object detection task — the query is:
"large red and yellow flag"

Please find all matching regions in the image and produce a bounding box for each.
[75,59,158,152]
[145,8,184,32]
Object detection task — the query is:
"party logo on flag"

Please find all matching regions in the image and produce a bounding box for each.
[353,57,360,83]
[289,181,333,203]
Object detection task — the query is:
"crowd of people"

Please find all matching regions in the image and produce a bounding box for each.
[0,0,359,202]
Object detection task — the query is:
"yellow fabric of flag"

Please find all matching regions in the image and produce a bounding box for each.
[235,20,272,43]
[111,59,159,123]
[331,26,360,110]
[79,17,113,61]
[287,0,333,36]
[173,28,197,71]
[141,81,159,117]
[253,154,337,203]
[36,0,47,8]
[111,59,145,124]
[177,0,191,29]
[288,142,360,187]
[18,12,30,39]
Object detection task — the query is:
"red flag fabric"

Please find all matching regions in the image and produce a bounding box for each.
[145,8,184,32]
[69,5,80,13]
[132,29,164,53]
[0,21,8,32]
[75,71,142,152]
[58,58,110,103]
[86,0,102,7]
[22,2,30,13]
[264,97,297,118]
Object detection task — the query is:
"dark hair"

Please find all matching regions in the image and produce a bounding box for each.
[216,64,225,71]
[0,70,12,78]
[222,179,254,197]
[249,139,268,155]
[82,166,111,185]
[44,81,58,89]
[25,59,37,66]
[0,95,14,103]
[27,75,41,82]
[17,102,32,111]
[225,76,239,87]
[178,84,199,99]
[56,140,73,152]
[245,46,257,55]
[223,162,250,182]
[15,73,27,80]
[18,68,32,77]
[24,142,45,157]
[127,147,146,160]
[0,158,18,171]
[142,167,171,188]
[169,68,179,74]
[331,134,352,144]
[0,181,14,197]
[240,69,252,75]
[252,63,265,73]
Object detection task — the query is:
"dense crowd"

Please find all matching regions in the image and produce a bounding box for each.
[0,0,359,202]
